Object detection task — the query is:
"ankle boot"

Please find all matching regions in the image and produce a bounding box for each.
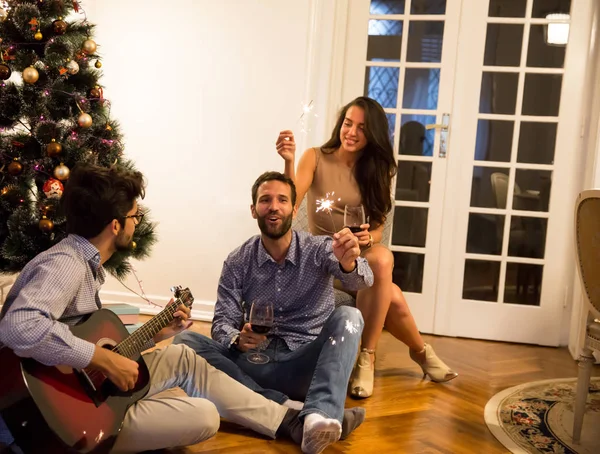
[349,348,375,398]
[409,343,458,383]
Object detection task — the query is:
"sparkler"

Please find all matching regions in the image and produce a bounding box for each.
[316,191,341,233]
[298,100,317,134]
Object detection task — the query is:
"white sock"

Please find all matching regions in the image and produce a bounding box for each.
[301,413,341,454]
[283,399,304,410]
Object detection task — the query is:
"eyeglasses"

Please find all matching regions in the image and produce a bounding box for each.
[124,212,145,226]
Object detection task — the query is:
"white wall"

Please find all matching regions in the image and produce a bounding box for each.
[85,0,329,316]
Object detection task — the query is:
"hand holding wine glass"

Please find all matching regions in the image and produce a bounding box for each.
[344,204,371,246]
[247,300,274,364]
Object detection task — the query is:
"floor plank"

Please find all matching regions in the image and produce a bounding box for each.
[146,318,599,453]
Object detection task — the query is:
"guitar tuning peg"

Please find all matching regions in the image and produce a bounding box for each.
[170,285,182,295]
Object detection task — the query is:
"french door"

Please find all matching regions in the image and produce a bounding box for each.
[342,0,590,345]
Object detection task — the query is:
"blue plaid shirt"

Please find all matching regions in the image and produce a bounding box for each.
[0,234,105,370]
[211,230,373,350]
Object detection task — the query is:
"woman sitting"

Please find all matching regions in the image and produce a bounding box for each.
[276,96,457,398]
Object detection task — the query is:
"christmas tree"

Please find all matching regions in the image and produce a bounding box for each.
[0,0,156,277]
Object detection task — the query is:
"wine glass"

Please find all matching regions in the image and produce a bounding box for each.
[344,204,366,234]
[247,300,274,364]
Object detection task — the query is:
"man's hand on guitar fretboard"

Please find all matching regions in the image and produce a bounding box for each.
[153,301,193,344]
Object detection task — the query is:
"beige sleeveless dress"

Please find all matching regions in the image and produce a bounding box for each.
[307,147,363,236]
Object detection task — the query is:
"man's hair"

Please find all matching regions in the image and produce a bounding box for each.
[251,171,297,206]
[62,164,145,239]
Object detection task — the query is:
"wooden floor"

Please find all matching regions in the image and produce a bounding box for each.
[153,319,600,454]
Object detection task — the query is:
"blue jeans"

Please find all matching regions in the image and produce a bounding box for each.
[174,306,363,423]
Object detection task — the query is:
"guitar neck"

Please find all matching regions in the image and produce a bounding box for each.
[113,300,180,358]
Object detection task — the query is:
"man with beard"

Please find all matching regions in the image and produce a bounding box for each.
[0,165,329,453]
[175,171,373,454]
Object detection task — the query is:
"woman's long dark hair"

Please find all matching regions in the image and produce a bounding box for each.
[321,96,396,229]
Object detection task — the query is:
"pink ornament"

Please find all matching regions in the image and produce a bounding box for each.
[43,178,64,199]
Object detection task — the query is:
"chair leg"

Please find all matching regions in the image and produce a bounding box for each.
[573,347,595,443]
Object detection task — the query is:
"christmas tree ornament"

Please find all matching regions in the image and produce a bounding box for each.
[7,159,23,176]
[0,8,8,23]
[89,85,103,99]
[131,241,137,250]
[23,66,39,84]
[105,123,112,131]
[42,178,64,199]
[0,63,11,80]
[82,39,97,54]
[39,215,54,232]
[94,59,102,68]
[46,139,62,157]
[35,31,43,41]
[66,59,79,75]
[53,19,67,35]
[77,112,92,128]
[54,163,70,180]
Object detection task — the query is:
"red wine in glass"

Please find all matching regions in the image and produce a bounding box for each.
[250,324,272,335]
[344,205,366,235]
[247,301,274,364]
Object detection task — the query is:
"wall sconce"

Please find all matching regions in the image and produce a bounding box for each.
[545,13,570,46]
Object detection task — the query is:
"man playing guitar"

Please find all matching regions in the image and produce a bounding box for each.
[0,165,357,453]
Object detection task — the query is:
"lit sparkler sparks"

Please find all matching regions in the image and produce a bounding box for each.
[316,191,341,233]
[298,100,318,134]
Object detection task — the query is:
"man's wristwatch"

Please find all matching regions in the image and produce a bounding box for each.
[229,333,240,350]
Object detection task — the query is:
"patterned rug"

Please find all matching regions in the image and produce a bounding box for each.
[484,378,600,454]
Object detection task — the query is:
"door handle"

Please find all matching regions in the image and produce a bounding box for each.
[426,113,450,158]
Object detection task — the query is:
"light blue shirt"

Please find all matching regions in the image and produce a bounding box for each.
[0,234,105,370]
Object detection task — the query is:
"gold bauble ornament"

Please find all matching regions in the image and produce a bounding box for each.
[23,66,39,84]
[39,216,54,233]
[7,159,23,176]
[0,8,7,23]
[66,60,79,75]
[35,31,43,41]
[46,139,62,157]
[82,39,97,54]
[77,112,93,128]
[131,241,137,250]
[94,60,102,69]
[54,163,70,181]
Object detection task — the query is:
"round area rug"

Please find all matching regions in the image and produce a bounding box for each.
[485,377,600,454]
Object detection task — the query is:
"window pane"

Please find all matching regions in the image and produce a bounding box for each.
[532,0,571,18]
[392,207,428,247]
[407,21,444,63]
[514,170,552,212]
[475,120,514,163]
[386,113,396,142]
[403,68,440,109]
[467,213,505,255]
[526,25,566,68]
[483,24,523,67]
[463,260,500,302]
[364,66,399,108]
[411,0,446,15]
[400,114,435,156]
[471,167,511,209]
[396,161,432,202]
[508,216,547,259]
[368,20,403,62]
[392,252,424,293]
[517,122,557,165]
[370,0,406,15]
[480,72,519,115]
[504,263,543,305]
[522,74,562,116]
[488,0,526,18]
